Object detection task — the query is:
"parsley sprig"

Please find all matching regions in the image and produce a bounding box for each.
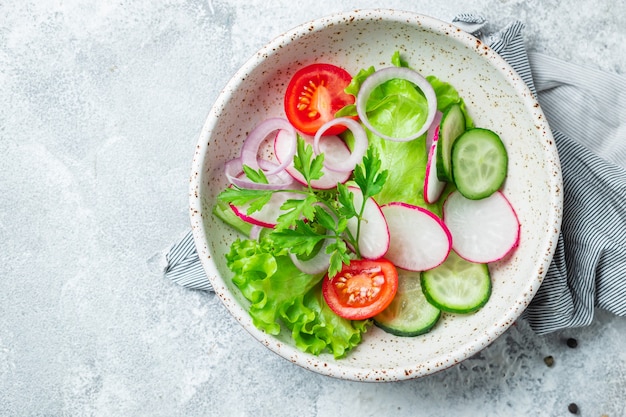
[218,135,387,277]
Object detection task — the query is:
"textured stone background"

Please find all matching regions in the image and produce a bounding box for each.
[1,1,624,416]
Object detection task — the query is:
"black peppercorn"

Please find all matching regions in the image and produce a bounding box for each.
[568,403,579,414]
[543,356,554,367]
[566,338,578,348]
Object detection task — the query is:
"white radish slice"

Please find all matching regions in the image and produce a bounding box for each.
[381,203,452,271]
[443,190,520,263]
[346,186,390,259]
[425,110,442,152]
[274,130,351,190]
[290,238,332,274]
[230,191,294,228]
[423,134,447,204]
[229,170,304,227]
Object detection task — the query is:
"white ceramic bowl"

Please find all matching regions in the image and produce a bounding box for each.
[189,9,562,381]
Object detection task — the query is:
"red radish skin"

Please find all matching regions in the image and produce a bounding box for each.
[274,129,351,189]
[425,111,442,151]
[230,204,276,228]
[443,190,520,263]
[229,184,302,228]
[346,186,390,259]
[424,137,447,204]
[381,202,452,271]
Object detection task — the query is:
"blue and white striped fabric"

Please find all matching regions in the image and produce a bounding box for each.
[163,15,626,335]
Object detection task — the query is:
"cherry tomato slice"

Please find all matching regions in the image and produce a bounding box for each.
[284,63,355,136]
[322,258,399,320]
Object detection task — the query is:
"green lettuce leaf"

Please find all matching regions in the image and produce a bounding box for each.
[340,63,472,214]
[426,75,474,128]
[225,237,370,358]
[289,282,370,358]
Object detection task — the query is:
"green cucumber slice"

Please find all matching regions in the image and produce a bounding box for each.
[451,128,508,200]
[420,250,491,314]
[374,269,441,337]
[436,103,466,182]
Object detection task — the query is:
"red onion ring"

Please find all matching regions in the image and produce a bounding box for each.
[224,157,295,190]
[249,224,264,240]
[313,117,368,173]
[356,67,438,142]
[240,117,297,176]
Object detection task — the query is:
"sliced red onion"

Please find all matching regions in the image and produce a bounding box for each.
[356,67,438,142]
[224,157,295,190]
[313,117,368,173]
[249,224,264,240]
[275,129,352,190]
[240,117,297,176]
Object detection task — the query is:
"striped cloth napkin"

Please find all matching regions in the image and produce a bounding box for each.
[163,15,626,335]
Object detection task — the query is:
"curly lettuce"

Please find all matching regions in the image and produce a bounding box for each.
[225,237,370,358]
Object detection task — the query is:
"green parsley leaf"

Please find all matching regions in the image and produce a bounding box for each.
[275,195,317,230]
[217,187,273,215]
[242,165,269,184]
[353,147,388,200]
[293,135,324,185]
[271,220,327,256]
[336,183,357,219]
[314,205,337,231]
[327,239,350,278]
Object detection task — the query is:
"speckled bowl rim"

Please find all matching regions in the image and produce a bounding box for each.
[189,9,563,382]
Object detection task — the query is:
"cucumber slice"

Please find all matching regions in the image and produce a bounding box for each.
[436,103,466,182]
[374,269,441,337]
[420,250,491,314]
[451,128,508,200]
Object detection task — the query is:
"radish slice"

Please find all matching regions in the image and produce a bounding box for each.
[274,130,351,189]
[228,168,305,227]
[346,186,390,259]
[424,136,447,204]
[313,117,368,173]
[290,247,331,275]
[443,190,520,263]
[290,237,332,274]
[356,67,438,142]
[425,110,442,151]
[230,191,294,228]
[381,203,451,271]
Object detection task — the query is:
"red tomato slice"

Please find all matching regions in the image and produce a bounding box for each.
[284,63,355,136]
[322,258,399,320]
